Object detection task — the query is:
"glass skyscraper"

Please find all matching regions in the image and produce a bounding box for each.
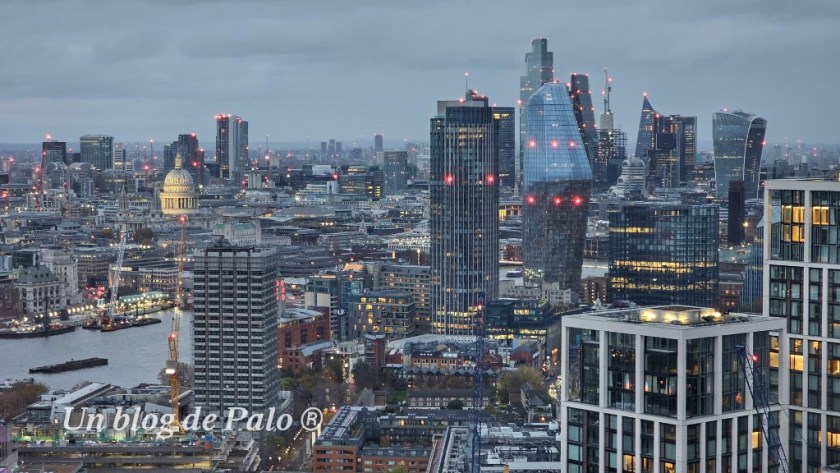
[608,202,719,307]
[79,134,114,170]
[494,106,516,188]
[522,82,592,294]
[430,91,499,335]
[713,110,767,199]
[634,94,657,159]
[215,114,248,180]
[569,74,598,174]
[519,39,554,190]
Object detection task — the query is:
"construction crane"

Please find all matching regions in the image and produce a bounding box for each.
[105,195,129,326]
[165,214,188,434]
[735,344,789,473]
[470,293,486,473]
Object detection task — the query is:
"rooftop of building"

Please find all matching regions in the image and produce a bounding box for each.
[566,305,784,332]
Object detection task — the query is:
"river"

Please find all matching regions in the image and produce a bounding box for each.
[0,310,192,390]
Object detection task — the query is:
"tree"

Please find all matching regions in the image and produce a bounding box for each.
[447,399,464,410]
[351,361,379,391]
[157,362,194,388]
[325,358,345,383]
[0,381,48,422]
[133,228,155,245]
[496,366,545,403]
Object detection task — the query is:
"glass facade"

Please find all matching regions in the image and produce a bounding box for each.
[493,107,516,188]
[429,96,499,335]
[522,82,592,293]
[634,95,657,159]
[215,114,247,180]
[382,151,409,195]
[712,110,767,199]
[519,38,554,190]
[608,203,719,307]
[79,134,114,170]
[569,74,599,173]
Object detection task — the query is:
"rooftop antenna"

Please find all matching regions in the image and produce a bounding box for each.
[465,72,469,99]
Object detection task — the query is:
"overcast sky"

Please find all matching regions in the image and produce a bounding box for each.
[1,0,837,150]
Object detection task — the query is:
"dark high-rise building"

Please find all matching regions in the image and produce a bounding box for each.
[320,141,328,160]
[519,39,554,190]
[42,141,67,166]
[493,106,516,188]
[192,244,280,419]
[522,82,592,295]
[164,134,204,185]
[569,74,598,173]
[430,91,499,335]
[634,94,657,159]
[608,202,719,307]
[79,135,114,170]
[600,129,628,186]
[713,110,767,199]
[648,114,697,187]
[374,134,384,154]
[383,151,409,195]
[728,180,746,245]
[215,114,246,180]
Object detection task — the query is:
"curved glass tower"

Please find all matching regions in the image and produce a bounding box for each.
[713,110,767,199]
[523,82,592,294]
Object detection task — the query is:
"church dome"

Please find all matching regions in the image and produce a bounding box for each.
[160,154,199,215]
[164,168,194,190]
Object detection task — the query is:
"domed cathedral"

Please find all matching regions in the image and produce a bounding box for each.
[160,153,199,215]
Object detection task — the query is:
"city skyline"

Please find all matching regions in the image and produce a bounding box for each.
[1,1,838,147]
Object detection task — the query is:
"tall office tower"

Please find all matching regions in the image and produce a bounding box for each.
[493,106,516,188]
[374,134,384,154]
[635,94,657,159]
[175,133,203,186]
[648,114,697,187]
[215,114,246,180]
[335,141,342,158]
[79,135,114,170]
[238,120,248,169]
[320,141,328,160]
[519,38,554,190]
[764,179,840,471]
[42,141,67,165]
[728,180,746,245]
[163,142,176,175]
[569,74,599,173]
[600,129,628,186]
[713,110,767,199]
[328,139,336,159]
[430,90,499,335]
[522,82,592,295]
[112,143,130,171]
[560,305,786,473]
[608,202,719,307]
[192,243,280,419]
[383,151,409,195]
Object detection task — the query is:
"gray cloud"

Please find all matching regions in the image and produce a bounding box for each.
[0,0,837,147]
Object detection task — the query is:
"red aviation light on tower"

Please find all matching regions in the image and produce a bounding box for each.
[573,196,584,206]
[485,175,495,185]
[528,140,536,148]
[445,174,455,185]
[526,195,536,205]
[550,140,559,148]
[553,196,562,206]
[568,141,576,148]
